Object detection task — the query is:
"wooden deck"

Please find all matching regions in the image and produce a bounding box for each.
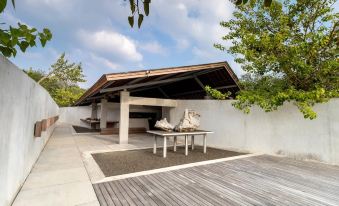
[93,155,339,206]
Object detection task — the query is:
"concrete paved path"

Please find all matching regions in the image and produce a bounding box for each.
[12,124,100,206]
[12,123,169,206]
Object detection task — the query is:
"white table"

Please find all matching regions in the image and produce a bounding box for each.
[147,130,213,158]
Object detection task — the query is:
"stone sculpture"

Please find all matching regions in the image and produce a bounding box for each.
[154,118,174,131]
[174,109,200,132]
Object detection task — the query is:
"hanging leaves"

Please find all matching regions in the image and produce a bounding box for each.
[0,23,52,57]
[0,0,52,57]
[126,0,151,28]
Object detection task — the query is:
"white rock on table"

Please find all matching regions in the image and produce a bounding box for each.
[174,109,200,132]
[154,118,174,131]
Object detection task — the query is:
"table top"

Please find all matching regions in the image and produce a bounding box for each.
[147,130,213,136]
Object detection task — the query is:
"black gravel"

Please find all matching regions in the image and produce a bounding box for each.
[72,125,100,133]
[92,146,246,177]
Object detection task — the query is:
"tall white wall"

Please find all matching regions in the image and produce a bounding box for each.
[168,99,339,165]
[0,56,59,206]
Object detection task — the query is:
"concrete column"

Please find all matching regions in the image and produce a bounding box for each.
[91,102,97,119]
[100,99,108,129]
[119,91,130,144]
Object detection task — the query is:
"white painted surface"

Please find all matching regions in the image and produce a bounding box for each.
[0,56,59,206]
[128,96,178,107]
[59,106,92,127]
[100,99,108,129]
[168,99,339,165]
[119,91,130,144]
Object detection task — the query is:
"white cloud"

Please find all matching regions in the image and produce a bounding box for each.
[192,47,213,59]
[78,30,142,62]
[149,0,235,56]
[89,53,119,70]
[139,41,167,55]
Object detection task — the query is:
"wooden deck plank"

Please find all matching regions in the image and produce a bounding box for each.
[93,155,339,206]
[125,178,158,206]
[93,184,108,206]
[103,182,122,206]
[129,177,165,206]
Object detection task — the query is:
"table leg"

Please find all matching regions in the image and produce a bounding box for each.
[153,135,157,154]
[163,137,167,158]
[203,134,207,153]
[185,135,188,156]
[174,136,177,152]
[191,135,195,150]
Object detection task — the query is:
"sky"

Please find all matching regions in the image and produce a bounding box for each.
[2,0,338,88]
[2,0,238,88]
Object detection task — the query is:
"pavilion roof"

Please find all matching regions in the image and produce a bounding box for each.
[74,61,240,106]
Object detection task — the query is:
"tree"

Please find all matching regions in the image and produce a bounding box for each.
[38,53,85,85]
[24,53,86,107]
[210,0,338,119]
[0,0,52,57]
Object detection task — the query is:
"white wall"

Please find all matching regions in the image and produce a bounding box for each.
[59,106,92,127]
[168,99,339,165]
[0,56,59,206]
[59,103,161,129]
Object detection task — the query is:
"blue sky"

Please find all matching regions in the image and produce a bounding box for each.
[2,0,238,88]
[2,0,338,88]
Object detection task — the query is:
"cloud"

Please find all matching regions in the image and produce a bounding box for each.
[148,0,235,57]
[7,0,243,86]
[139,41,167,55]
[78,30,142,62]
[89,53,119,70]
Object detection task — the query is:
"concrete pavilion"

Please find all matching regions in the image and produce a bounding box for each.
[74,61,240,144]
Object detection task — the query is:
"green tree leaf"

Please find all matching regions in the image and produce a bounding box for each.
[128,16,134,28]
[138,14,144,28]
[235,0,243,5]
[129,0,135,13]
[18,41,29,52]
[264,0,272,7]
[0,0,7,13]
[144,0,150,16]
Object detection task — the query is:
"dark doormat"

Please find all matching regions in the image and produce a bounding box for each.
[92,146,246,177]
[73,125,100,133]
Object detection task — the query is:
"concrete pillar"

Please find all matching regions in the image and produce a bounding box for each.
[100,99,108,129]
[91,102,97,119]
[119,91,130,144]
